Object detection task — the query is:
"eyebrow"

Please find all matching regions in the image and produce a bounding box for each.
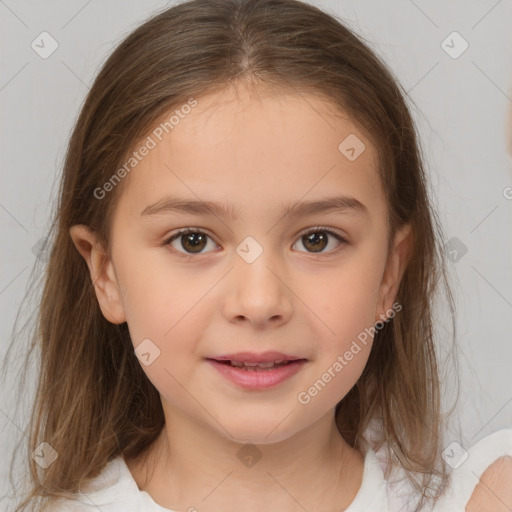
[140,195,369,221]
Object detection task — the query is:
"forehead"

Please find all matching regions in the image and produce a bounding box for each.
[115,85,387,222]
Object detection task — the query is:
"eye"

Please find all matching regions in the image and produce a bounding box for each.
[164,226,347,256]
[165,228,219,255]
[292,226,347,254]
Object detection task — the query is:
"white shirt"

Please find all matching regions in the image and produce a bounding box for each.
[50,427,512,511]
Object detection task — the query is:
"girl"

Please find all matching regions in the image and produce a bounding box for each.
[2,0,511,510]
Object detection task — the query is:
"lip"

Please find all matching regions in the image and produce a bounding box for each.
[207,358,307,390]
[209,351,303,363]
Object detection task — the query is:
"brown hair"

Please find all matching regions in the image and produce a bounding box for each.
[2,0,460,510]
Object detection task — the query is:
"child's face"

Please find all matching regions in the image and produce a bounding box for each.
[74,84,410,444]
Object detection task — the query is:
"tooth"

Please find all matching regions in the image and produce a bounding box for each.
[227,360,289,369]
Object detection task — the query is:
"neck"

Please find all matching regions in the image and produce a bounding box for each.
[125,409,365,512]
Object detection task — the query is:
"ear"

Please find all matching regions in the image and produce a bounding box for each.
[69,225,126,324]
[375,223,412,323]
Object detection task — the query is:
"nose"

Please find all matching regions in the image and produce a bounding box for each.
[221,247,293,329]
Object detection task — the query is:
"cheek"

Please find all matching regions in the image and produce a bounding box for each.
[311,254,384,344]
[117,268,167,344]
[116,249,193,336]
[116,251,215,365]
[117,261,209,401]
[297,329,373,414]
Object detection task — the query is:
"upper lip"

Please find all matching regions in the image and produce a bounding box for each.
[208,351,305,363]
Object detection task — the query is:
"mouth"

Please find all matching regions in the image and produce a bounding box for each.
[206,359,306,370]
[205,352,308,389]
[206,351,307,369]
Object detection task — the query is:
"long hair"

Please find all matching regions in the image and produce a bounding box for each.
[1,1,460,510]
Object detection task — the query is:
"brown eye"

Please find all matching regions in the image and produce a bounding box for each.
[292,227,346,254]
[166,229,217,254]
[302,232,329,252]
[164,226,347,257]
[180,232,207,253]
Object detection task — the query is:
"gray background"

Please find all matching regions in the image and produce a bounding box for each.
[1,0,511,508]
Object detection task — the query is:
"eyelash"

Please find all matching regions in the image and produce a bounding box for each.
[163,226,348,257]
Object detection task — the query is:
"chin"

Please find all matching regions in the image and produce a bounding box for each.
[220,422,300,446]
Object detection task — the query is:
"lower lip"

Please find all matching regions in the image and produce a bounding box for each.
[207,359,307,390]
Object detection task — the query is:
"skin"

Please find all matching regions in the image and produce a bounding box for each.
[70,83,413,512]
[466,457,512,511]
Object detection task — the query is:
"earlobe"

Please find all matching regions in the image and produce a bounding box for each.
[69,225,126,325]
[376,223,413,322]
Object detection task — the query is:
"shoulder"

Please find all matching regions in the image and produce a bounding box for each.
[387,427,512,512]
[45,455,142,511]
[465,455,512,512]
